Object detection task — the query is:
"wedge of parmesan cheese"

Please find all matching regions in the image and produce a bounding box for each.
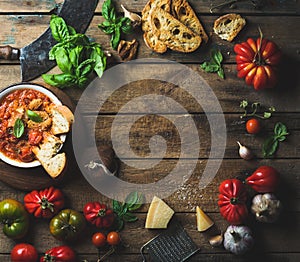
[145,196,174,229]
[196,206,214,232]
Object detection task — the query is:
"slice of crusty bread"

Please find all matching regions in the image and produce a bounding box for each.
[142,0,170,53]
[171,0,208,43]
[51,105,74,135]
[213,13,246,42]
[150,7,202,53]
[32,133,65,178]
[39,153,66,178]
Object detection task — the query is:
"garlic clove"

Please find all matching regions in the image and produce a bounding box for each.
[237,141,253,160]
[209,234,223,247]
[121,4,141,27]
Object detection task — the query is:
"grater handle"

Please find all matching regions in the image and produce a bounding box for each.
[140,244,147,262]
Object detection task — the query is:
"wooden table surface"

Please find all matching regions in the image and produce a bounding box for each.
[0,0,300,261]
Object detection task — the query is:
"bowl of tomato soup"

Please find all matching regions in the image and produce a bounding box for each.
[0,83,65,168]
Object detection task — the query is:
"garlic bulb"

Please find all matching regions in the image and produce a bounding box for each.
[251,193,282,223]
[121,4,141,28]
[237,141,253,160]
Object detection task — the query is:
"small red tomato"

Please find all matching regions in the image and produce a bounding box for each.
[11,243,38,262]
[246,118,261,134]
[92,232,107,248]
[107,231,121,246]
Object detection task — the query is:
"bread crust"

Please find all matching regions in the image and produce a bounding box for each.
[171,0,208,43]
[142,0,170,53]
[213,13,246,42]
[150,7,201,53]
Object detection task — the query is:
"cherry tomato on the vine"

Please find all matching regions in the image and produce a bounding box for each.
[92,232,107,248]
[107,231,121,246]
[246,118,261,134]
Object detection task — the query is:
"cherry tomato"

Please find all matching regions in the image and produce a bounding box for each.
[107,231,121,246]
[92,232,107,248]
[246,118,261,134]
[11,243,38,262]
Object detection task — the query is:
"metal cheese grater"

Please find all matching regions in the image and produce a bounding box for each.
[140,222,200,262]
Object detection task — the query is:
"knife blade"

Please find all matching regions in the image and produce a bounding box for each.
[0,0,98,82]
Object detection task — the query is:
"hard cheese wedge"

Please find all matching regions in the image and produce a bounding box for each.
[145,196,175,229]
[196,206,214,232]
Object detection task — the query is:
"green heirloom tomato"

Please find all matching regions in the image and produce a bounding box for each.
[0,199,29,239]
[50,209,86,241]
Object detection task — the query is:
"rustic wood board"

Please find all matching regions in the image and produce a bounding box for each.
[0,84,75,191]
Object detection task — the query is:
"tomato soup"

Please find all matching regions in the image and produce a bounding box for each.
[0,89,54,163]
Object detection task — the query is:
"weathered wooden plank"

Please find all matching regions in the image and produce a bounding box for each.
[0,15,299,63]
[0,0,298,14]
[80,113,299,159]
[0,212,299,254]
[1,159,299,212]
[0,64,299,113]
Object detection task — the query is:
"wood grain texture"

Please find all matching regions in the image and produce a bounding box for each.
[0,1,299,261]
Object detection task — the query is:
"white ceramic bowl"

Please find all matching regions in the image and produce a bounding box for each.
[0,83,66,168]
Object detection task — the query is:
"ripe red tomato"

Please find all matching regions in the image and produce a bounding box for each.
[107,231,121,246]
[11,243,38,262]
[234,36,281,90]
[40,245,77,262]
[92,232,107,248]
[246,118,261,134]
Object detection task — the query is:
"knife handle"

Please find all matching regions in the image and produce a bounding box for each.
[0,45,20,60]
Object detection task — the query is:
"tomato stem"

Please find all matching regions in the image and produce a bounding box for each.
[253,27,264,65]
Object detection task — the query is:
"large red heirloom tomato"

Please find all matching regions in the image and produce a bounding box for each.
[234,33,282,90]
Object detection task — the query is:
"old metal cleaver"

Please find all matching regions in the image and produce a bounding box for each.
[0,0,98,82]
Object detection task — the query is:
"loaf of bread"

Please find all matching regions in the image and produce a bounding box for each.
[150,7,202,53]
[171,0,208,43]
[213,13,246,42]
[32,133,65,178]
[51,105,74,135]
[142,0,170,53]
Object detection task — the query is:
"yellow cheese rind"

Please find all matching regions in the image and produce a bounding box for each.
[145,196,175,229]
[196,206,214,232]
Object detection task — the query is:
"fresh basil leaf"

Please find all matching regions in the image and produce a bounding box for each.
[212,49,223,65]
[115,217,124,231]
[91,50,106,78]
[111,27,121,50]
[42,73,77,89]
[217,68,225,79]
[69,46,83,68]
[98,23,115,35]
[67,25,76,36]
[125,192,138,207]
[26,110,43,123]
[201,63,220,73]
[50,15,69,42]
[123,212,138,222]
[55,47,72,73]
[76,59,95,78]
[262,136,278,157]
[13,118,25,138]
[109,6,116,22]
[121,18,133,34]
[113,199,122,214]
[102,0,112,21]
[49,43,65,60]
[277,135,286,142]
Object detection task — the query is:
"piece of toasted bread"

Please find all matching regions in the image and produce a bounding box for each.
[150,7,202,53]
[171,0,208,43]
[142,0,170,53]
[51,105,74,135]
[40,153,66,178]
[32,133,65,178]
[213,13,246,42]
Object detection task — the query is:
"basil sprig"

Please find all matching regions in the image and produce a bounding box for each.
[98,0,133,50]
[26,110,43,123]
[262,122,289,157]
[112,191,144,231]
[200,49,225,79]
[42,15,107,89]
[13,118,25,138]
